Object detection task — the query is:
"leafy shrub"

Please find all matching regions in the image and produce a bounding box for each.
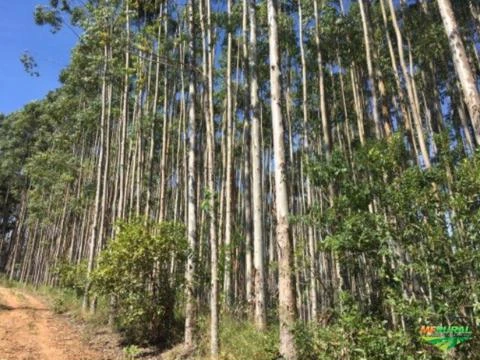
[294,297,430,360]
[54,259,87,296]
[52,295,67,314]
[92,218,187,345]
[123,344,141,359]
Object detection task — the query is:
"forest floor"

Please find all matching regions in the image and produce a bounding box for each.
[0,284,195,360]
[0,285,122,360]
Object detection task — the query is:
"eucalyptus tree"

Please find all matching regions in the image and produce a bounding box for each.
[437,0,480,144]
[267,0,297,358]
[184,0,198,348]
[4,0,480,358]
[358,0,382,139]
[297,0,318,323]
[387,0,431,168]
[81,0,121,312]
[199,0,220,354]
[248,0,267,331]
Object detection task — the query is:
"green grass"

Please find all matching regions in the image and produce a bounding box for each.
[0,275,109,325]
[195,314,280,360]
[0,275,17,289]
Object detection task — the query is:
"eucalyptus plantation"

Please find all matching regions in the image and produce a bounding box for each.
[1,0,480,358]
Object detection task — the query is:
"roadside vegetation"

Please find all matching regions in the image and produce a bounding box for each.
[2,0,480,358]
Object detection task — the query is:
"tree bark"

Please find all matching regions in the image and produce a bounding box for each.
[249,0,267,331]
[358,0,382,139]
[437,0,480,144]
[184,0,198,347]
[298,0,317,322]
[223,0,234,308]
[267,0,297,358]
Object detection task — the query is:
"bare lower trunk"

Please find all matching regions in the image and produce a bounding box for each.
[184,0,197,347]
[249,0,267,331]
[298,0,317,322]
[223,0,234,308]
[83,43,108,312]
[267,0,297,358]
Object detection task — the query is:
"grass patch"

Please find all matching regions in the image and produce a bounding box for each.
[0,276,17,288]
[196,314,280,360]
[38,286,110,326]
[0,275,109,325]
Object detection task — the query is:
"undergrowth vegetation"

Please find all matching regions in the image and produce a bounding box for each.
[4,136,480,358]
[45,218,188,347]
[92,218,187,345]
[195,315,279,360]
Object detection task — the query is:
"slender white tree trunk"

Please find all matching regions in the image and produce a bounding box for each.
[117,0,130,220]
[223,0,234,307]
[184,0,197,347]
[297,0,317,322]
[437,0,480,144]
[267,0,297,358]
[242,0,254,312]
[249,0,267,331]
[387,0,431,168]
[83,43,108,312]
[204,0,219,355]
[313,0,329,157]
[358,0,382,139]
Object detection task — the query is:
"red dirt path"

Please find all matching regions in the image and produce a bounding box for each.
[0,286,108,360]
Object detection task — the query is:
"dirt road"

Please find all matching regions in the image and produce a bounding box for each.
[0,286,109,360]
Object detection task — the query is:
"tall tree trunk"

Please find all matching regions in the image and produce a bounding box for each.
[117,0,130,221]
[437,0,480,144]
[203,0,219,355]
[267,0,297,358]
[358,0,382,139]
[298,0,317,322]
[249,0,267,331]
[313,0,329,158]
[83,43,108,312]
[223,0,234,308]
[387,0,431,168]
[184,0,198,347]
[242,0,254,313]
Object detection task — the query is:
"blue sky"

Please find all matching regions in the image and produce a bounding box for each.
[0,1,78,115]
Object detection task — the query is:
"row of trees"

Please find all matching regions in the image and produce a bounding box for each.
[2,0,480,358]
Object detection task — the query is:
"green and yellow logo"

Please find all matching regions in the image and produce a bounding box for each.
[420,325,472,351]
